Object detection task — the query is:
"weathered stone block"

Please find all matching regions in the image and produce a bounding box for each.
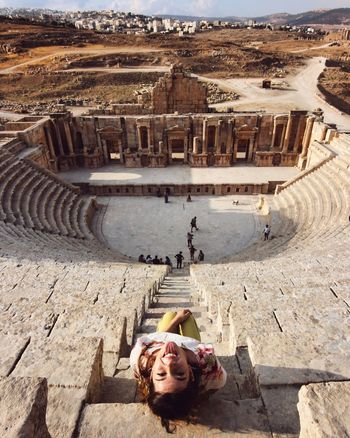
[248,332,350,385]
[0,376,50,438]
[0,334,30,377]
[12,337,103,402]
[46,386,86,438]
[51,310,126,353]
[298,382,350,438]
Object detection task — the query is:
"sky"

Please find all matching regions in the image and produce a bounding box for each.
[1,0,350,17]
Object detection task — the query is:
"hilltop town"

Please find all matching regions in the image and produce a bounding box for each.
[0,7,330,37]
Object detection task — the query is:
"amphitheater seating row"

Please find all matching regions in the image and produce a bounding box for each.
[0,139,27,155]
[0,149,95,241]
[231,149,350,262]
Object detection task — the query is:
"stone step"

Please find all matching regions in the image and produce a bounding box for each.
[144,306,207,318]
[99,358,137,404]
[159,283,191,289]
[157,286,191,292]
[78,399,272,437]
[151,297,193,307]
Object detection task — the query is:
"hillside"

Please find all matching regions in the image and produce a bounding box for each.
[161,8,350,26]
[254,8,350,25]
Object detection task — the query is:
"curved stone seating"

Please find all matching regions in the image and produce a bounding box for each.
[16,172,42,229]
[320,166,349,237]
[297,175,323,242]
[272,157,350,250]
[0,150,98,243]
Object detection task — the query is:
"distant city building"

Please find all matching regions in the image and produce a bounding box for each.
[0,7,327,37]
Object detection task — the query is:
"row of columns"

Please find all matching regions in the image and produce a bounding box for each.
[282,114,310,154]
[44,119,75,160]
[135,120,258,162]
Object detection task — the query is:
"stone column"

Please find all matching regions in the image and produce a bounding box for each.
[53,121,65,156]
[101,139,109,163]
[293,117,304,153]
[147,126,152,151]
[233,137,238,163]
[226,121,233,154]
[149,120,154,150]
[137,126,143,151]
[248,135,255,161]
[167,134,172,164]
[271,117,278,149]
[282,114,293,153]
[202,119,208,154]
[184,135,188,163]
[301,116,315,158]
[193,137,199,155]
[215,121,222,154]
[44,126,56,159]
[64,121,74,155]
[119,138,125,164]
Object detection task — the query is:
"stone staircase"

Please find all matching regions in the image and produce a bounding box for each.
[76,270,285,437]
[138,270,213,341]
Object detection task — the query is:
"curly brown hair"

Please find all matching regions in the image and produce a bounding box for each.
[136,354,201,433]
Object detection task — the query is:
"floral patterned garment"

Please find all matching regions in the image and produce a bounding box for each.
[130,332,227,391]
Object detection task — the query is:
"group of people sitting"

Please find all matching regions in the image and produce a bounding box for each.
[139,255,173,266]
[138,217,206,268]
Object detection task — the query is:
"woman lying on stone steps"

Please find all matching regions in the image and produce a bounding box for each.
[130,309,227,432]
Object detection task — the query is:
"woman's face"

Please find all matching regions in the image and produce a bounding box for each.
[151,341,191,393]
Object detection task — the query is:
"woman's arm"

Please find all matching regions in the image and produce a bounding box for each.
[161,309,192,333]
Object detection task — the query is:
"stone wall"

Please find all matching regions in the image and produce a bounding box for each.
[76,181,270,197]
[149,65,208,114]
[5,110,313,171]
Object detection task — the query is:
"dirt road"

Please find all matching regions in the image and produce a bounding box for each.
[291,42,333,53]
[60,66,170,74]
[0,46,163,75]
[199,57,350,130]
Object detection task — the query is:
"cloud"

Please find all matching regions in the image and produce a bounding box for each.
[65,0,218,15]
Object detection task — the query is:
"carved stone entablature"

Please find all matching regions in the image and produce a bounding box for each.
[97,126,123,141]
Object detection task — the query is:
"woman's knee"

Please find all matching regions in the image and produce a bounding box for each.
[157,312,177,332]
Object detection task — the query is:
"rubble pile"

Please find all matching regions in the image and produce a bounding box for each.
[0,97,106,115]
[207,83,239,104]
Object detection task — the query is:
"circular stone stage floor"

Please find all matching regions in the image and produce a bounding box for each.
[59,164,299,186]
[99,195,265,263]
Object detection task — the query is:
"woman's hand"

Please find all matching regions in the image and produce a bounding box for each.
[175,309,192,323]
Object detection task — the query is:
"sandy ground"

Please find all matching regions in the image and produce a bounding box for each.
[0,46,163,74]
[59,165,299,186]
[59,66,170,74]
[99,195,263,262]
[201,57,350,130]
